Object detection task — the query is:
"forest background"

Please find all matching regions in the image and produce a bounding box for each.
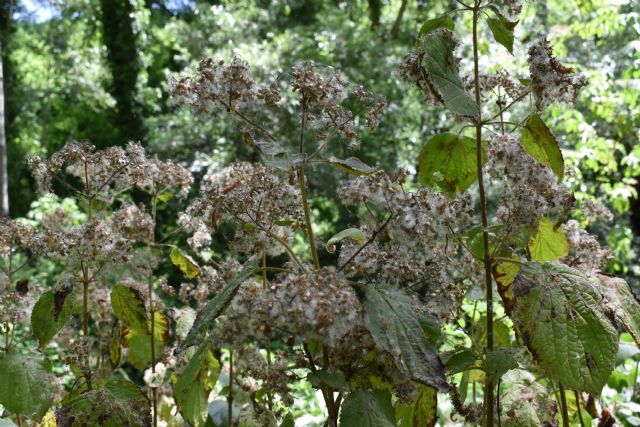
[1,0,640,424]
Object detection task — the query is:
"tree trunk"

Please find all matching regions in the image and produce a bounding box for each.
[100,0,145,144]
[0,0,12,217]
[368,0,382,29]
[390,0,409,39]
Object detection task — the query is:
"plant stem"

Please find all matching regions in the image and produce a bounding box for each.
[559,384,570,427]
[575,391,585,427]
[150,191,158,427]
[81,260,92,390]
[228,350,233,427]
[471,3,494,425]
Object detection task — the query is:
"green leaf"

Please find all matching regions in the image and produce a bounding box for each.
[422,31,479,117]
[595,274,640,348]
[511,262,617,394]
[174,343,219,427]
[124,311,170,369]
[280,414,295,427]
[339,390,395,427]
[419,133,484,194]
[177,260,258,353]
[31,287,74,348]
[170,247,201,279]
[485,348,519,381]
[487,17,515,54]
[326,228,366,253]
[443,349,476,374]
[308,369,349,391]
[500,370,558,427]
[412,386,437,427]
[0,352,54,418]
[520,115,564,182]
[56,379,150,427]
[328,156,376,176]
[111,284,148,333]
[419,16,455,35]
[109,326,122,368]
[363,285,449,392]
[528,218,569,262]
[157,191,174,203]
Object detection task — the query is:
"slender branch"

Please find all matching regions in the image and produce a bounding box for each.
[471,3,495,425]
[575,391,585,427]
[338,214,394,273]
[559,384,570,427]
[485,90,530,124]
[149,190,158,427]
[228,350,233,426]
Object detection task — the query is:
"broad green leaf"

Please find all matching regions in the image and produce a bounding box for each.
[511,262,617,394]
[500,370,558,427]
[31,287,74,348]
[487,17,515,54]
[280,414,295,427]
[308,369,349,391]
[170,247,201,279]
[419,16,455,35]
[339,390,395,427]
[174,343,219,427]
[422,32,479,117]
[111,284,148,333]
[419,133,484,194]
[157,191,174,203]
[56,379,150,426]
[363,285,449,392]
[443,349,476,374]
[177,260,258,353]
[328,156,376,176]
[0,352,54,418]
[529,218,569,262]
[520,115,564,182]
[109,326,122,368]
[595,274,640,348]
[465,224,504,263]
[124,311,170,370]
[485,348,520,381]
[411,386,437,427]
[493,257,520,314]
[326,228,366,253]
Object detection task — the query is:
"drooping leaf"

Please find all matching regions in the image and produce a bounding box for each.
[177,260,258,353]
[485,347,520,381]
[326,228,366,254]
[419,16,455,35]
[511,262,617,394]
[520,115,564,182]
[363,285,449,392]
[56,379,150,427]
[308,369,349,391]
[443,349,476,374]
[109,326,122,368]
[111,284,148,333]
[411,386,437,427]
[487,16,515,54]
[595,274,640,348]
[0,351,54,419]
[170,247,201,279]
[499,370,558,427]
[528,218,569,262]
[124,311,170,370]
[419,133,485,194]
[339,390,396,427]
[328,156,376,176]
[31,287,74,348]
[174,343,220,427]
[422,31,479,117]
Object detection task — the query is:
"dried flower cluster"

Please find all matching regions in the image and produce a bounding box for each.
[528,38,588,110]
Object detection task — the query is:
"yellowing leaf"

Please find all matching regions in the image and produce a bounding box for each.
[326,228,366,253]
[520,115,564,182]
[170,247,200,279]
[529,218,569,262]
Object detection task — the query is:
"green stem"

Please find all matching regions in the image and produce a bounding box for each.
[150,191,158,427]
[559,384,570,427]
[81,260,92,390]
[575,391,585,427]
[471,3,494,425]
[298,168,319,269]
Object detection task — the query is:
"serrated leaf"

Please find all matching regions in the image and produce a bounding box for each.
[326,228,366,254]
[109,326,122,368]
[412,386,437,427]
[124,311,170,370]
[177,260,258,353]
[500,370,558,427]
[111,284,148,333]
[419,16,455,35]
[422,31,479,117]
[0,352,54,418]
[487,16,515,54]
[56,379,150,427]
[174,343,219,427]
[339,390,395,427]
[511,262,617,394]
[328,156,376,176]
[529,218,569,262]
[595,274,640,348]
[363,285,449,392]
[31,287,74,348]
[170,247,200,279]
[521,114,564,182]
[419,133,484,194]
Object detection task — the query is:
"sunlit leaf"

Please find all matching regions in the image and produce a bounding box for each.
[326,228,366,253]
[170,247,201,279]
[528,218,569,262]
[339,390,395,427]
[0,351,54,419]
[111,284,148,333]
[520,115,564,182]
[31,286,74,348]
